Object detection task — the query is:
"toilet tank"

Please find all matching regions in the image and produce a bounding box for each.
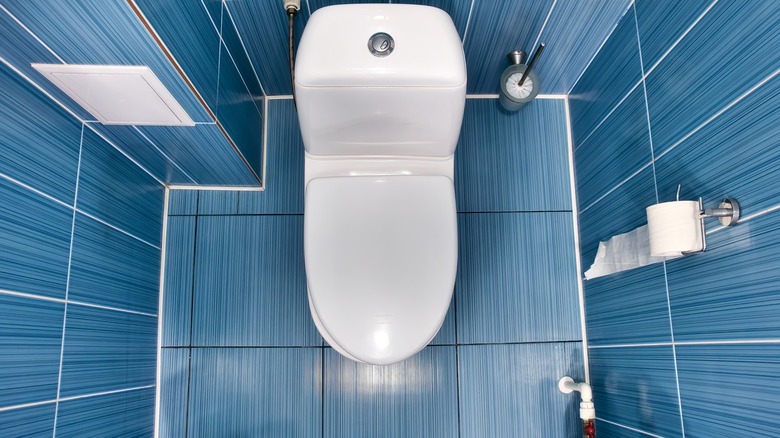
[295,4,466,158]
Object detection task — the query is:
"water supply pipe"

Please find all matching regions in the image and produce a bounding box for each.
[559,376,596,437]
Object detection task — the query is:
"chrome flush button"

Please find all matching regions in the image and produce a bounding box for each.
[368,32,394,57]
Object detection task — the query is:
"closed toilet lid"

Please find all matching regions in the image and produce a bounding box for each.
[305,175,457,365]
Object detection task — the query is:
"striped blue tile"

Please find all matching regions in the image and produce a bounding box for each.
[238,99,304,214]
[55,387,155,437]
[1,0,209,122]
[584,264,671,346]
[456,212,580,344]
[324,346,457,438]
[654,76,780,218]
[589,346,682,437]
[594,419,653,438]
[569,10,642,147]
[59,305,156,397]
[77,128,164,246]
[220,2,264,99]
[392,0,471,39]
[458,342,584,438]
[0,177,72,299]
[192,216,320,346]
[85,124,194,184]
[676,344,780,436]
[68,213,160,314]
[574,87,652,209]
[162,216,196,347]
[159,348,189,438]
[645,0,780,154]
[635,0,715,70]
[0,10,91,120]
[188,347,321,437]
[455,98,571,212]
[137,124,259,186]
[134,0,221,111]
[535,0,632,93]
[666,211,780,342]
[429,298,455,345]
[168,190,198,216]
[308,0,385,12]
[462,0,554,94]
[226,0,309,95]
[217,46,264,178]
[0,294,63,407]
[0,62,81,203]
[197,190,238,215]
[0,404,55,437]
[578,166,657,268]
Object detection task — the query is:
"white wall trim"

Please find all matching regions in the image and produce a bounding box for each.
[0,385,156,414]
[167,185,264,192]
[153,188,170,438]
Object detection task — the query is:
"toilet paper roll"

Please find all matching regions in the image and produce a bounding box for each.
[646,201,704,257]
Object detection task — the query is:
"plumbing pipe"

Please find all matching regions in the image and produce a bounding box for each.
[558,376,595,421]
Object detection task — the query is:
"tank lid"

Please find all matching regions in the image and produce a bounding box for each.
[295,5,466,88]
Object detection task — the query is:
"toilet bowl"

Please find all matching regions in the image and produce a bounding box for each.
[295,4,466,365]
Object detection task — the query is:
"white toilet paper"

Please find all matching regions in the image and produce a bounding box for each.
[646,201,704,257]
[584,225,679,280]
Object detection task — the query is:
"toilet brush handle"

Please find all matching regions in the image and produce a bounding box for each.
[518,42,545,87]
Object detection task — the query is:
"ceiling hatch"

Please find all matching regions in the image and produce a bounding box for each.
[32,64,195,126]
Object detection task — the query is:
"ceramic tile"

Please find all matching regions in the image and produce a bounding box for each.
[162,216,196,347]
[219,1,264,99]
[197,190,238,215]
[666,211,780,342]
[392,0,471,39]
[307,0,385,12]
[0,177,72,299]
[225,0,309,95]
[0,404,55,437]
[569,11,643,147]
[59,306,156,397]
[459,342,584,438]
[645,0,780,154]
[68,213,160,314]
[462,0,554,94]
[594,419,653,438]
[324,346,457,438]
[192,216,320,346]
[0,294,63,407]
[535,0,631,93]
[634,0,714,70]
[0,62,81,203]
[77,128,164,246]
[55,387,155,437]
[1,0,209,122]
[429,298,455,345]
[676,344,780,437]
[654,76,780,218]
[188,348,321,437]
[159,348,189,438]
[456,212,580,344]
[455,98,571,212]
[238,99,304,214]
[588,346,682,437]
[134,0,221,111]
[574,87,652,209]
[584,264,671,346]
[168,190,198,216]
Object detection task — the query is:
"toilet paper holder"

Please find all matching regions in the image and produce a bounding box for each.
[681,185,741,254]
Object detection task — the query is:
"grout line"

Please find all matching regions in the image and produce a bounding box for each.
[568,0,635,95]
[590,339,780,349]
[305,0,312,17]
[0,289,158,318]
[0,398,56,413]
[82,123,164,185]
[453,285,462,438]
[661,260,686,437]
[183,214,200,438]
[260,95,269,192]
[565,96,590,383]
[0,289,66,305]
[66,300,157,318]
[214,2,223,114]
[0,5,66,63]
[461,0,475,46]
[154,188,170,438]
[531,0,557,52]
[0,170,71,210]
[596,417,664,438]
[0,385,156,413]
[161,340,585,349]
[52,123,83,437]
[632,3,659,204]
[589,342,672,349]
[168,185,264,192]
[222,0,268,98]
[573,80,642,151]
[132,127,196,184]
[76,209,161,250]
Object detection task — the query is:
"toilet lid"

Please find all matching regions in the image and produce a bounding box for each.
[304,175,457,365]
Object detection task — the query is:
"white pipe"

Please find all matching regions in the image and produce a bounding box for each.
[558,376,595,421]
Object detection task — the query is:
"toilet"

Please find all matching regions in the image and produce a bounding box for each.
[295,4,466,365]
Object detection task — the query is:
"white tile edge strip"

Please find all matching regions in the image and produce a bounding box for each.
[589,339,780,349]
[0,385,156,413]
[0,289,157,318]
[153,188,169,438]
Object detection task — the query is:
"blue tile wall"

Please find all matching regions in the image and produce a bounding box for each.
[188,348,321,436]
[159,348,190,438]
[198,190,239,215]
[1,21,166,433]
[572,1,780,435]
[168,190,199,216]
[162,216,196,347]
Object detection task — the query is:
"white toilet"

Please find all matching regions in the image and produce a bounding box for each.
[295,4,466,365]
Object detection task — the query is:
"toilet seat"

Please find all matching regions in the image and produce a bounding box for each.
[304,175,457,365]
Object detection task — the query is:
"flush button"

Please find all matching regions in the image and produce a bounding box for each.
[368,32,394,57]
